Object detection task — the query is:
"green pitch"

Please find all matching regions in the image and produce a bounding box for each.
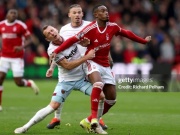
[0,80,180,135]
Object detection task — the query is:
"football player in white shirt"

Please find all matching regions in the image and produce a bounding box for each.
[14,4,107,134]
[46,4,108,132]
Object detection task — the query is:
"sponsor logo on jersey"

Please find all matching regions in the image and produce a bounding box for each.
[64,46,78,59]
[94,43,110,52]
[2,33,17,38]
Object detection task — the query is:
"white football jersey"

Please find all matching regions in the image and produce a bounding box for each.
[47,20,90,82]
[60,20,90,56]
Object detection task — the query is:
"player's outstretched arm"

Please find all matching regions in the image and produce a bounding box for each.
[54,36,79,54]
[120,29,151,44]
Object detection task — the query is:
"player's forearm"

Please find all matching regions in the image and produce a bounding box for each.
[60,56,87,70]
[54,36,79,54]
[49,61,56,70]
[108,52,113,68]
[120,29,147,44]
[23,37,32,48]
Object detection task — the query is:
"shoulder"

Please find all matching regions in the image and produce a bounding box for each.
[47,43,58,56]
[61,23,71,30]
[107,22,121,31]
[82,20,91,25]
[15,20,27,29]
[107,22,119,27]
[82,21,96,33]
[0,20,6,26]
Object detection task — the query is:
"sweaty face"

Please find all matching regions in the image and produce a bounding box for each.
[43,26,59,41]
[96,6,109,22]
[7,10,18,22]
[68,7,83,25]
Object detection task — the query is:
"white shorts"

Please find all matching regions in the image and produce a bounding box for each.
[0,57,24,77]
[86,60,116,85]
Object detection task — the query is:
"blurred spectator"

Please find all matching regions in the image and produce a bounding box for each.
[0,0,179,69]
[24,46,36,66]
[34,44,48,65]
[111,38,124,63]
[173,36,180,65]
[123,41,137,64]
[147,37,161,62]
[159,34,174,64]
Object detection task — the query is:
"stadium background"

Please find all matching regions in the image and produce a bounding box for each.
[0,0,180,92]
[0,1,180,135]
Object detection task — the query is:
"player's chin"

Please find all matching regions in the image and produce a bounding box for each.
[104,19,109,22]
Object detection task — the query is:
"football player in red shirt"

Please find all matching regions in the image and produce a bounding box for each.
[0,9,39,111]
[50,5,151,133]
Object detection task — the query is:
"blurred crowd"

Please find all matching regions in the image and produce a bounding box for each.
[0,0,180,70]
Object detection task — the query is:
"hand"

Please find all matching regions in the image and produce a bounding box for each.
[145,36,151,42]
[78,37,90,47]
[46,68,54,77]
[49,52,57,65]
[14,46,23,52]
[85,49,95,60]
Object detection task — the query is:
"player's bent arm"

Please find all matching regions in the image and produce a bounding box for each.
[49,61,56,70]
[57,49,95,70]
[46,61,57,77]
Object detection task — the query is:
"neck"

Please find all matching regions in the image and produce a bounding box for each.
[52,37,62,45]
[71,21,82,27]
[96,20,106,27]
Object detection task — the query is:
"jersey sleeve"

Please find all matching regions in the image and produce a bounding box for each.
[47,42,58,56]
[113,23,147,44]
[20,22,31,38]
[112,23,122,36]
[54,52,65,63]
[75,23,92,40]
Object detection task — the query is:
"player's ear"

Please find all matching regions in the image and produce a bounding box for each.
[68,12,71,18]
[93,12,98,18]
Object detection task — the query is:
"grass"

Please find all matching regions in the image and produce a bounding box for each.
[0,80,180,135]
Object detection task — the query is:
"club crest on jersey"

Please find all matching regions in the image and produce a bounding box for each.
[1,27,5,31]
[13,27,17,32]
[106,33,109,40]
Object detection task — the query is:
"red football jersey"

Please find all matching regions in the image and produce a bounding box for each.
[0,20,31,58]
[54,21,147,67]
[76,21,122,67]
